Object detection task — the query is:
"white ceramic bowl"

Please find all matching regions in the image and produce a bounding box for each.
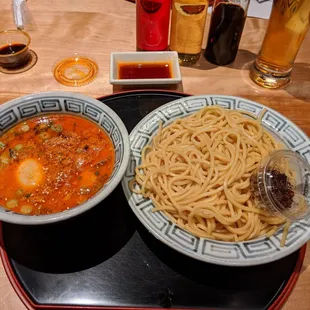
[122,95,310,266]
[109,51,182,85]
[0,91,130,225]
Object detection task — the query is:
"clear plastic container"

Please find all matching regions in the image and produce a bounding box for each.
[251,150,310,221]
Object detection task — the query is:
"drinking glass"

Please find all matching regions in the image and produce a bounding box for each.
[0,29,31,69]
[204,0,250,66]
[250,0,310,89]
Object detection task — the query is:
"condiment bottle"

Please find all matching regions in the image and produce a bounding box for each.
[136,0,171,51]
[169,0,208,66]
[204,0,250,66]
[251,150,310,221]
[249,0,310,89]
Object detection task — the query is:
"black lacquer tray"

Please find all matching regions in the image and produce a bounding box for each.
[0,90,306,310]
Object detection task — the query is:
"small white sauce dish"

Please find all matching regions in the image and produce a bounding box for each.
[109,51,182,85]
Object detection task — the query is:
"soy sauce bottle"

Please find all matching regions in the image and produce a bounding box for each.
[204,0,249,66]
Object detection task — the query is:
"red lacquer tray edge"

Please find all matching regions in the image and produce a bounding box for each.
[0,89,307,310]
[269,243,306,310]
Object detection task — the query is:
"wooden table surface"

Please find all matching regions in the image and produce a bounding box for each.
[0,1,310,309]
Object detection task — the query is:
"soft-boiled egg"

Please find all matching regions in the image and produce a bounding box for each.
[16,158,45,189]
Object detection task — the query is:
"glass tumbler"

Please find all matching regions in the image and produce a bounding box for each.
[0,29,31,69]
[250,0,310,89]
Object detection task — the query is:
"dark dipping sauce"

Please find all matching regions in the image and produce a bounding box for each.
[204,3,246,66]
[0,43,30,69]
[0,43,26,55]
[118,62,172,79]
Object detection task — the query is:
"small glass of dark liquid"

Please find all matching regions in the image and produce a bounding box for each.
[0,29,31,69]
[204,0,250,66]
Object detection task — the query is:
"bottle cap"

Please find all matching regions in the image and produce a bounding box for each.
[53,55,99,87]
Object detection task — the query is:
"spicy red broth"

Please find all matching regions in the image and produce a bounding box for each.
[0,114,115,215]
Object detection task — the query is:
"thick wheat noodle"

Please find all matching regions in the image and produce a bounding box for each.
[130,105,287,243]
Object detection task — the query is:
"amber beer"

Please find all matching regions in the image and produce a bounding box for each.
[250,0,310,89]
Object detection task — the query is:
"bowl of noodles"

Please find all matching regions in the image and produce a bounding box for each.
[0,91,130,225]
[122,95,310,266]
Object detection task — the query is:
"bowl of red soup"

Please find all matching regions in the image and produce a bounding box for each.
[0,91,130,224]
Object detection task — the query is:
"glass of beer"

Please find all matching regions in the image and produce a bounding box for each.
[250,0,310,89]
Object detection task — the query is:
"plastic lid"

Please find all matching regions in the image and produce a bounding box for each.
[260,150,310,221]
[53,55,99,87]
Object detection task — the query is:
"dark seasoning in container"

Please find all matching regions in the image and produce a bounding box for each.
[251,168,295,213]
[269,169,295,210]
[250,150,310,221]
